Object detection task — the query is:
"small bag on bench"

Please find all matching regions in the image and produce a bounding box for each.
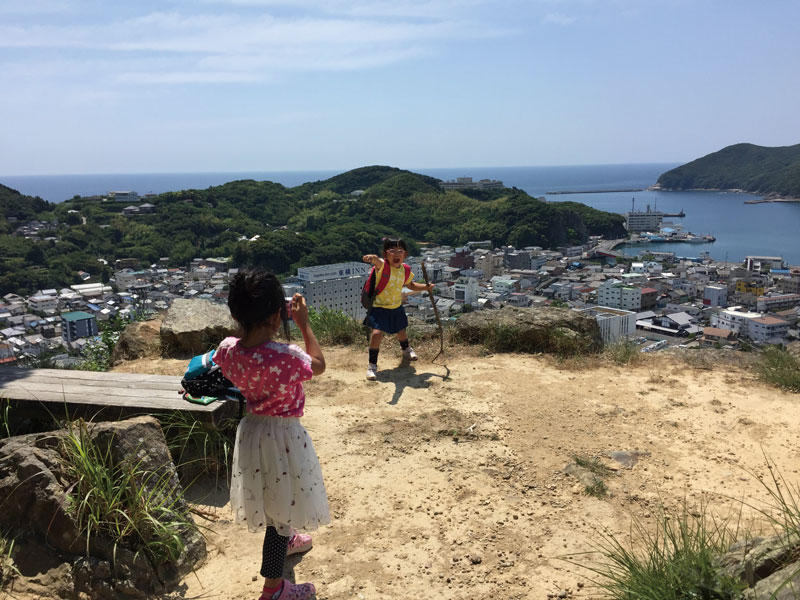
[181,350,246,417]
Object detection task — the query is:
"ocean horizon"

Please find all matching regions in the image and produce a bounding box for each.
[2,164,798,265]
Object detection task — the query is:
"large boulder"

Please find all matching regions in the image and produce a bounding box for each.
[0,416,206,599]
[454,306,602,355]
[160,298,237,358]
[112,313,164,363]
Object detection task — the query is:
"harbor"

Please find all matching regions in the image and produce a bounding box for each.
[627,232,716,244]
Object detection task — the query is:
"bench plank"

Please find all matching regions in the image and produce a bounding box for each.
[0,367,231,416]
[1,381,182,402]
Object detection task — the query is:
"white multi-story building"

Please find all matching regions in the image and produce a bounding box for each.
[530,254,548,271]
[630,262,646,273]
[439,177,503,190]
[70,283,113,297]
[582,306,636,344]
[489,276,517,295]
[703,285,728,307]
[27,295,58,313]
[745,256,785,271]
[454,276,479,306]
[775,276,800,295]
[295,262,371,320]
[114,269,143,292]
[597,281,642,311]
[756,294,800,313]
[710,307,762,337]
[748,316,790,342]
[625,206,663,232]
[110,191,139,203]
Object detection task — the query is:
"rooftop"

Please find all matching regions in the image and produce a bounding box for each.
[61,311,95,322]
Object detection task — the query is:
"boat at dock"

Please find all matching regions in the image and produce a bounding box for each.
[628,232,715,244]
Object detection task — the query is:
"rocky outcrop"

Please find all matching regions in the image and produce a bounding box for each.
[160,298,237,358]
[717,534,800,599]
[454,306,602,355]
[112,313,164,363]
[0,416,206,599]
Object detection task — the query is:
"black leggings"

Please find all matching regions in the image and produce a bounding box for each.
[261,526,290,579]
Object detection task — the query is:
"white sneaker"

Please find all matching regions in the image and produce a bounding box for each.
[403,347,418,361]
[366,363,378,381]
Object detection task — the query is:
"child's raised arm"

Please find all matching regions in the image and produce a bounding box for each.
[362,254,385,269]
[289,294,325,376]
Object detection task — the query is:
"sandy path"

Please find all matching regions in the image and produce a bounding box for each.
[168,347,800,600]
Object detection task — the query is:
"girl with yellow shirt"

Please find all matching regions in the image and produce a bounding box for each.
[362,237,434,381]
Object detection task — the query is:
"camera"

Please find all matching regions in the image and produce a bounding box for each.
[285,298,293,320]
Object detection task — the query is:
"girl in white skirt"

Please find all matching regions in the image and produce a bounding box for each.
[214,268,328,600]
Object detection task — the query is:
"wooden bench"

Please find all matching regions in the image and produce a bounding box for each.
[0,367,238,424]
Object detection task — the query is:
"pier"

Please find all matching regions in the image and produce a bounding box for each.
[546,188,644,195]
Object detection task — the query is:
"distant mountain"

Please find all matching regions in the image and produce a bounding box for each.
[656,143,800,198]
[0,165,627,295]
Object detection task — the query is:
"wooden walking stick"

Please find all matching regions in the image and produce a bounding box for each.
[421,262,445,361]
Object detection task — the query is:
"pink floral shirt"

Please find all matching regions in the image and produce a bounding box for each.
[214,336,313,417]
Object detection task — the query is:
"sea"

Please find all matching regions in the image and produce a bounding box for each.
[3,164,799,265]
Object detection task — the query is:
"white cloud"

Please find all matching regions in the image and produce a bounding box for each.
[542,12,576,25]
[0,6,512,85]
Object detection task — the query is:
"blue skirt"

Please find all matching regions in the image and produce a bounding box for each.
[366,306,408,334]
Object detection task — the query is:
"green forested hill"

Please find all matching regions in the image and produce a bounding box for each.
[657,143,800,198]
[0,184,52,228]
[0,166,625,295]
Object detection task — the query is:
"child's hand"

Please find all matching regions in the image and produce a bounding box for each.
[426,283,435,293]
[290,293,310,327]
[362,254,378,265]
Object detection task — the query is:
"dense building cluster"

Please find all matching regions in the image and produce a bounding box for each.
[1,241,798,366]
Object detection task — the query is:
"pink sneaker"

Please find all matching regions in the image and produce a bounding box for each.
[287,532,313,555]
[267,580,316,600]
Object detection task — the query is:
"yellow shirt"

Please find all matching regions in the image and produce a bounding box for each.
[372,263,414,309]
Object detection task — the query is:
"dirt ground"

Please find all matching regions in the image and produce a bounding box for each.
[8,345,800,600]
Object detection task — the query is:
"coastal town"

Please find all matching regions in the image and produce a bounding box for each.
[2,207,798,367]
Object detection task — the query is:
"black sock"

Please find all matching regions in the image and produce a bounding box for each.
[369,348,379,365]
[399,340,410,350]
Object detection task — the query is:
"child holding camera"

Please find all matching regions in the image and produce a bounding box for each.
[214,268,328,600]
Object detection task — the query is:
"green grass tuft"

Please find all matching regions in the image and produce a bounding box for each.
[604,340,643,366]
[756,346,800,393]
[0,530,19,591]
[584,479,608,498]
[305,306,366,346]
[159,412,237,485]
[576,501,745,599]
[59,420,196,564]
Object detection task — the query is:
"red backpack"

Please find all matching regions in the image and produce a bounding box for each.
[361,262,412,310]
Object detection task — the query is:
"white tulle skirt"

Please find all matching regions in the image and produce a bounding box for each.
[231,414,330,536]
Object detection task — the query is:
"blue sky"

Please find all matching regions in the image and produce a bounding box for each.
[1,0,798,175]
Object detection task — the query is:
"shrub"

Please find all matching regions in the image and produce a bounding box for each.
[305,306,365,346]
[756,346,800,392]
[603,340,642,366]
[59,421,196,564]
